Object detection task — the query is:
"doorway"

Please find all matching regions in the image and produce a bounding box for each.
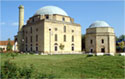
[90,48,93,53]
[101,48,105,53]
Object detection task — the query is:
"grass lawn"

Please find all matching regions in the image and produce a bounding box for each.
[1,53,125,78]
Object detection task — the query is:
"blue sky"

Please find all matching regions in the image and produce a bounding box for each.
[1,1,124,41]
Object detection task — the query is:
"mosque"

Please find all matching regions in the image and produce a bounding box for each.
[15,5,116,54]
[16,5,81,54]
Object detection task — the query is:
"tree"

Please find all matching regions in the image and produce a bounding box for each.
[119,35,125,41]
[116,36,119,41]
[7,38,13,51]
[59,44,64,53]
[116,35,125,42]
[0,48,3,52]
[116,35,125,52]
[118,41,125,52]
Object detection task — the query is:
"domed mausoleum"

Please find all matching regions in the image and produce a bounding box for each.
[16,5,81,54]
[85,21,116,53]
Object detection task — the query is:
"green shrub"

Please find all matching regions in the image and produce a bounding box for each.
[86,54,94,57]
[0,48,3,52]
[5,52,18,59]
[1,60,57,79]
[1,60,34,79]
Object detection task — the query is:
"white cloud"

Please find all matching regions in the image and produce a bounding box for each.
[0,22,5,25]
[11,22,18,26]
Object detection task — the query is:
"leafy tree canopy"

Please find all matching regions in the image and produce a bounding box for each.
[7,38,12,51]
[59,44,64,50]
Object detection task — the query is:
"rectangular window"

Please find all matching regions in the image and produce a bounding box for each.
[64,35,66,42]
[30,44,32,51]
[55,34,57,41]
[26,37,27,43]
[32,18,34,22]
[31,36,32,43]
[90,40,93,44]
[36,35,38,42]
[102,39,104,43]
[36,47,38,51]
[64,26,66,32]
[26,45,27,51]
[36,28,38,32]
[30,27,32,33]
[72,36,74,42]
[72,46,74,51]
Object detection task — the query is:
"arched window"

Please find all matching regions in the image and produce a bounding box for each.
[54,43,58,51]
[62,17,65,21]
[30,44,32,51]
[72,35,74,42]
[36,47,38,51]
[30,36,32,43]
[46,15,49,19]
[64,26,66,32]
[26,37,27,43]
[90,39,93,44]
[64,35,66,42]
[72,44,74,51]
[36,44,38,52]
[54,43,58,45]
[55,46,58,51]
[30,27,32,33]
[55,34,57,41]
[102,39,104,43]
[26,45,27,51]
[36,35,38,42]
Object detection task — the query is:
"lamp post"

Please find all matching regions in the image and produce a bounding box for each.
[49,28,51,55]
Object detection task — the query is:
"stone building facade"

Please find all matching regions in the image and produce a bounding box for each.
[85,21,116,53]
[16,5,81,54]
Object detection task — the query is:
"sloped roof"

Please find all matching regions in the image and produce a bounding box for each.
[0,41,14,45]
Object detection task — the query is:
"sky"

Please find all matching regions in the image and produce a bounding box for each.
[0,0,124,41]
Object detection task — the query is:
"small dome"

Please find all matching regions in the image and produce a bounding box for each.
[89,21,110,28]
[35,6,68,16]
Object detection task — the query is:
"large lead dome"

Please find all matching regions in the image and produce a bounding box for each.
[89,21,110,28]
[35,6,68,16]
